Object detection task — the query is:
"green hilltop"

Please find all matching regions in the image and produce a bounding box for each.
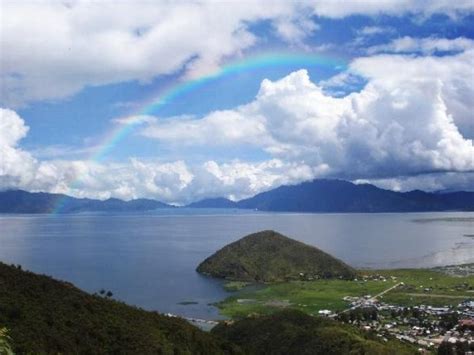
[197,230,356,282]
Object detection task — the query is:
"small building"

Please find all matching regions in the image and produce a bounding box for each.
[318,309,333,316]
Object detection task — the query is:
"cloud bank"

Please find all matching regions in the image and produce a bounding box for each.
[143,48,474,177]
[1,44,472,203]
[2,0,473,106]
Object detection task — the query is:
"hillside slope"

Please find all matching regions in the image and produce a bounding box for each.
[0,262,237,354]
[197,230,356,282]
[212,310,417,355]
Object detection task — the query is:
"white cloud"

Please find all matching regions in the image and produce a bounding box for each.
[368,36,474,54]
[0,108,317,203]
[355,172,474,192]
[1,1,473,106]
[310,0,474,18]
[141,111,270,147]
[1,40,473,203]
[350,47,474,138]
[0,109,37,188]
[356,26,395,37]
[1,93,472,203]
[136,48,474,180]
[0,1,306,106]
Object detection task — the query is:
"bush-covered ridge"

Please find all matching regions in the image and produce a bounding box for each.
[197,230,356,282]
[212,309,417,354]
[0,262,237,354]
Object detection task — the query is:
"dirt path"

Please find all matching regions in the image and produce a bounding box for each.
[370,282,403,301]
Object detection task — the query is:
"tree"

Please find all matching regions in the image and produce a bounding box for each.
[0,327,14,355]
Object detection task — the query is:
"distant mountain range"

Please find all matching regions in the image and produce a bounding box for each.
[1,179,472,213]
[0,190,172,214]
[189,179,473,212]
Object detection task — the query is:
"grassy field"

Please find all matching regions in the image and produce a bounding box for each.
[218,268,474,318]
[376,269,473,307]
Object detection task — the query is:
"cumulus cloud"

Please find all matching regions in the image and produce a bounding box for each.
[1,41,473,203]
[0,1,307,106]
[0,108,317,203]
[355,172,474,193]
[350,47,474,138]
[368,36,474,54]
[138,48,474,181]
[1,1,473,106]
[141,111,270,147]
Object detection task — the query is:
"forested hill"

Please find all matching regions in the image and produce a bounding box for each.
[197,230,356,282]
[0,262,236,354]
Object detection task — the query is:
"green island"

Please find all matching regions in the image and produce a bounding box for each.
[197,230,356,281]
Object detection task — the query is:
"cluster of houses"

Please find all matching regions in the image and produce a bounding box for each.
[332,295,474,352]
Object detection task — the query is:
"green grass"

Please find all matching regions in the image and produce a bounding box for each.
[218,279,390,318]
[375,269,473,307]
[218,269,474,318]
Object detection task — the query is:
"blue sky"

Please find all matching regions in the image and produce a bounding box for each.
[1,1,473,203]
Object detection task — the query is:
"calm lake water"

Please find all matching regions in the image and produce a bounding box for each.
[0,210,473,319]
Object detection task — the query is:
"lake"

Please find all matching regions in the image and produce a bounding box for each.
[0,210,473,319]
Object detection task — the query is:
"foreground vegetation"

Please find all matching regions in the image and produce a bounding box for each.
[218,268,473,318]
[0,262,236,354]
[212,309,417,354]
[0,262,419,354]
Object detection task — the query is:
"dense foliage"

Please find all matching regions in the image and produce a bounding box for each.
[197,230,356,282]
[0,262,237,354]
[212,309,417,354]
[0,327,14,355]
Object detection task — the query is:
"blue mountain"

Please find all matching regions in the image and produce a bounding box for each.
[188,179,474,212]
[0,190,172,213]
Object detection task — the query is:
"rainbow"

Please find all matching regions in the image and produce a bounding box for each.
[52,52,346,213]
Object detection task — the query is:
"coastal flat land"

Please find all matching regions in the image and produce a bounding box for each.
[218,268,474,318]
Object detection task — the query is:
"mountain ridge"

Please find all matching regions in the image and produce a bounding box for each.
[190,179,473,212]
[1,179,472,213]
[0,189,172,213]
